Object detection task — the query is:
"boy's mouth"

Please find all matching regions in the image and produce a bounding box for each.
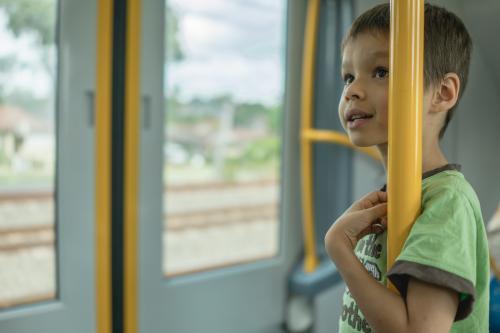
[348,117,372,129]
[345,109,374,129]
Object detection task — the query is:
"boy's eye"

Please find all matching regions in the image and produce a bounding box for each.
[343,73,354,85]
[374,67,389,79]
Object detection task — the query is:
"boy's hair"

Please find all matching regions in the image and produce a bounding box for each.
[342,3,473,139]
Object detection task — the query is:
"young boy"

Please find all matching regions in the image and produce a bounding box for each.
[324,3,489,333]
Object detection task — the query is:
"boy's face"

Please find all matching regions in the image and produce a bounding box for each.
[339,32,390,147]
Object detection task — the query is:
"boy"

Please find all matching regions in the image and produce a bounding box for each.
[324,3,489,333]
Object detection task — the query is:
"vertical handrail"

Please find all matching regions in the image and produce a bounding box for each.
[124,0,141,331]
[300,0,321,273]
[387,0,424,292]
[95,0,113,331]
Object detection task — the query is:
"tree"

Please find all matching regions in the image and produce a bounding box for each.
[0,0,56,86]
[166,5,185,63]
[0,0,55,46]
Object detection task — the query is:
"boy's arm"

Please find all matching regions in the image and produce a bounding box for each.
[325,191,459,333]
[331,241,459,333]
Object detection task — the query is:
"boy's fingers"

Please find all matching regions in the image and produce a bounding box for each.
[379,216,388,226]
[371,216,388,235]
[355,219,387,240]
[348,191,387,212]
[365,202,388,219]
[371,191,387,204]
[370,223,386,235]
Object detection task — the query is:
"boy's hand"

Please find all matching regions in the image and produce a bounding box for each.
[325,191,388,255]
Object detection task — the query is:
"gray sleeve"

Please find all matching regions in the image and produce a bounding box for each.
[387,260,475,321]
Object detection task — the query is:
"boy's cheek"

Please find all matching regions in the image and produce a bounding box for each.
[381,94,389,122]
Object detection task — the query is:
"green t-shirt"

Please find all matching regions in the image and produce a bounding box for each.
[339,167,490,333]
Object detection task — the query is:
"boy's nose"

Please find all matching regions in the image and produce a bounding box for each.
[345,81,365,101]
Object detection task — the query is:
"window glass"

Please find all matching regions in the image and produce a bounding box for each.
[0,0,57,308]
[164,0,286,276]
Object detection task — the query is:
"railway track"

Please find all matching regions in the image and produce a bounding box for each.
[0,226,54,252]
[0,203,278,253]
[0,179,278,201]
[0,180,279,253]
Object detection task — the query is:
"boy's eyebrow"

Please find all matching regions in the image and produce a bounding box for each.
[369,50,389,58]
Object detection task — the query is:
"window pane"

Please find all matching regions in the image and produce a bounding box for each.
[163,0,286,276]
[0,0,57,308]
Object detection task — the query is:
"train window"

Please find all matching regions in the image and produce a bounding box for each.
[163,0,286,276]
[0,1,57,307]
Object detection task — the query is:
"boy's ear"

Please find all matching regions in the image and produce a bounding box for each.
[430,73,460,113]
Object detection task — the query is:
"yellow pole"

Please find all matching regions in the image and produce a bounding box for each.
[387,0,424,292]
[300,0,321,273]
[124,0,141,332]
[95,0,113,331]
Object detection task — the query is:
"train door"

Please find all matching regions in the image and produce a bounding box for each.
[137,1,306,332]
[0,0,97,332]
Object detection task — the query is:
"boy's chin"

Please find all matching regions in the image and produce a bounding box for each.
[348,134,381,147]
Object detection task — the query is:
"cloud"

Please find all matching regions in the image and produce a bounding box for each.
[167,0,287,105]
[167,54,283,105]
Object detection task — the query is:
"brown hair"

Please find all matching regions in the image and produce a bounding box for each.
[342,3,473,139]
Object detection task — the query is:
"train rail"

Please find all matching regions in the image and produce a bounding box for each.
[0,179,278,201]
[0,226,54,252]
[0,204,278,253]
[0,179,279,252]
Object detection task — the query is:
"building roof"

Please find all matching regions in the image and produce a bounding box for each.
[0,106,50,133]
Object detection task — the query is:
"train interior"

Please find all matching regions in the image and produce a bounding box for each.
[0,0,499,332]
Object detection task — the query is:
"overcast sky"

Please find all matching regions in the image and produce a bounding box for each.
[0,1,287,106]
[166,0,287,106]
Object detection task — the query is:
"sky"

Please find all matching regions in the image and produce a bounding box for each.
[0,1,287,106]
[165,0,287,106]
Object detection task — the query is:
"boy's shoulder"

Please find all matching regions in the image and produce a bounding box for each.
[421,170,481,216]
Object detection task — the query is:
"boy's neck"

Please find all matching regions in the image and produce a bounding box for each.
[377,141,449,175]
